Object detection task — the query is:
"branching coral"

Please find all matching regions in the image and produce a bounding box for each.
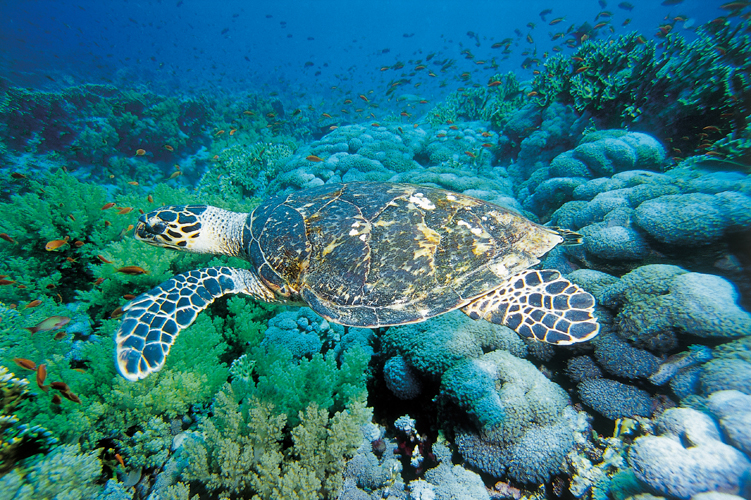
[428,72,523,129]
[182,384,370,499]
[0,366,58,476]
[531,21,750,145]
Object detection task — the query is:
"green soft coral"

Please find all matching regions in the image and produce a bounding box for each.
[197,141,294,199]
[427,72,523,129]
[0,443,105,498]
[236,343,370,427]
[182,384,369,499]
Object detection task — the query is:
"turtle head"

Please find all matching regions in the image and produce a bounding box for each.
[135,205,246,256]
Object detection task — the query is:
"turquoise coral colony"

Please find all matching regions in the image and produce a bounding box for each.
[1,1,751,499]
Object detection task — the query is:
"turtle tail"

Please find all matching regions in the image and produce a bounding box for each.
[551,227,583,246]
[115,267,256,381]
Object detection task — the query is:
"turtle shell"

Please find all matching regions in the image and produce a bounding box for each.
[245,182,564,328]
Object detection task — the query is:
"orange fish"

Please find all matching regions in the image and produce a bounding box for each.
[46,283,56,289]
[123,294,137,300]
[436,133,447,138]
[0,279,16,285]
[23,316,71,334]
[0,233,17,244]
[482,143,494,148]
[135,149,146,156]
[168,171,182,180]
[24,300,42,309]
[115,453,125,468]
[36,364,48,391]
[61,391,81,404]
[574,66,590,74]
[147,194,154,203]
[13,358,37,370]
[68,214,76,222]
[266,112,275,118]
[116,266,148,275]
[322,113,333,118]
[164,144,174,152]
[50,381,70,392]
[111,306,124,319]
[117,207,134,215]
[703,126,721,133]
[11,172,27,179]
[549,17,565,25]
[465,151,477,158]
[243,110,254,115]
[449,125,459,130]
[104,220,112,227]
[127,181,139,186]
[306,155,324,162]
[488,81,502,87]
[97,255,114,264]
[53,331,67,341]
[329,125,338,130]
[51,394,62,405]
[229,129,237,135]
[371,123,381,127]
[45,236,70,251]
[358,94,369,102]
[74,240,85,248]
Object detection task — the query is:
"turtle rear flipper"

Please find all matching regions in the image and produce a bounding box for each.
[461,269,599,345]
[115,267,260,381]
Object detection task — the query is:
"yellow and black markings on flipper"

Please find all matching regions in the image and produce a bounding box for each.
[461,269,599,344]
[115,266,254,381]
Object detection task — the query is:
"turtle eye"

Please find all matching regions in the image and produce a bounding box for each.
[145,219,168,235]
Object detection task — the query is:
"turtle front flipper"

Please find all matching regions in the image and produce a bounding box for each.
[462,269,599,345]
[116,267,261,381]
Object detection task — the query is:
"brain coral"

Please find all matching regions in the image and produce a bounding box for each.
[707,390,751,457]
[577,378,652,419]
[441,350,578,483]
[592,333,660,380]
[381,310,527,381]
[633,191,751,246]
[382,355,423,400]
[601,264,751,342]
[628,407,751,499]
[549,130,666,179]
[565,355,603,383]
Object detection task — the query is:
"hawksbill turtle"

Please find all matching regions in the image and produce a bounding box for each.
[115,182,599,381]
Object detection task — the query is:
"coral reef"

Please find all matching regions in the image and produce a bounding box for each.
[577,379,652,420]
[182,384,370,499]
[442,350,579,483]
[628,408,751,499]
[601,265,751,342]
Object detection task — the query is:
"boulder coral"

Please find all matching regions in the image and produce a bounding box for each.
[577,378,653,420]
[522,130,666,216]
[601,265,751,343]
[380,310,527,381]
[442,350,578,483]
[628,408,751,499]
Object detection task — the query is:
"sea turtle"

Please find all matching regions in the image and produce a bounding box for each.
[116,182,599,381]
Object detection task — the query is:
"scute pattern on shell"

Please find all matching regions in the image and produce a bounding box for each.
[247,182,564,328]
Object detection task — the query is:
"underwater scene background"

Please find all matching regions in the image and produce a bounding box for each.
[1,0,750,499]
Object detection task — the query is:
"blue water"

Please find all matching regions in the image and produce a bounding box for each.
[0,0,719,101]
